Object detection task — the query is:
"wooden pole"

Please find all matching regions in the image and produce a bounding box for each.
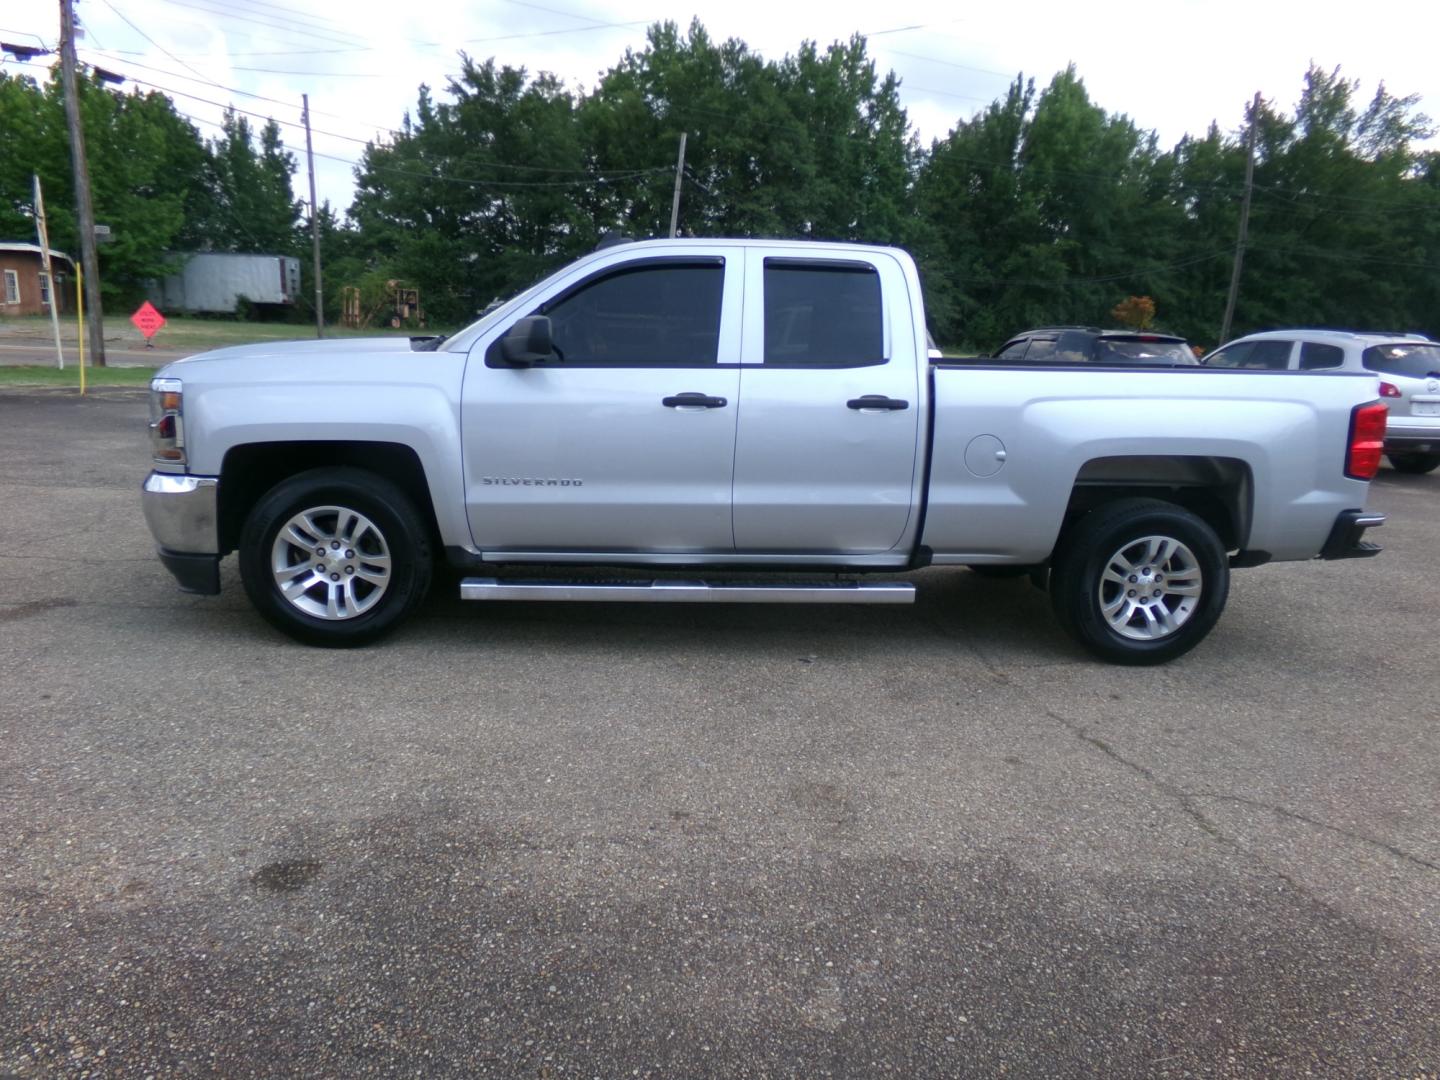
[668,132,687,239]
[77,267,85,396]
[303,94,324,338]
[58,0,107,366]
[1220,92,1261,347]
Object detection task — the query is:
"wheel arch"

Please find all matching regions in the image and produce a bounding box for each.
[217,441,441,556]
[1060,455,1253,554]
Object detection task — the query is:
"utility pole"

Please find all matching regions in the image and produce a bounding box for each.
[668,131,687,239]
[58,0,106,366]
[303,93,324,338]
[1219,92,1262,347]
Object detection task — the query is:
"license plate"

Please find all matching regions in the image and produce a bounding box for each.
[1414,402,1440,416]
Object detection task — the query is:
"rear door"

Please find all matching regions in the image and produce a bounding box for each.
[461,253,742,554]
[730,250,921,554]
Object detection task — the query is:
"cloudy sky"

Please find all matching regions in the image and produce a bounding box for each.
[5,0,1437,213]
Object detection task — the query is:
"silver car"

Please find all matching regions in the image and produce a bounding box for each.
[1204,330,1440,474]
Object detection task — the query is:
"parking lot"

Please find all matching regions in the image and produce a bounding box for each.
[2,387,1437,1078]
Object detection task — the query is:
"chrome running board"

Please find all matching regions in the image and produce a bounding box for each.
[459,578,916,605]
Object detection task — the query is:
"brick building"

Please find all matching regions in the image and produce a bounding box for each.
[0,243,75,317]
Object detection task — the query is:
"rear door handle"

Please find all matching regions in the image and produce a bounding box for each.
[663,392,728,410]
[847,395,909,411]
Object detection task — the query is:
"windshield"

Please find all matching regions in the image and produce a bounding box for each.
[1095,338,1198,365]
[1362,343,1440,379]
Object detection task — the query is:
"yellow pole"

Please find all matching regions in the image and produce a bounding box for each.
[76,267,86,396]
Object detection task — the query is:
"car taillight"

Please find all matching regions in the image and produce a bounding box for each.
[149,377,185,465]
[1379,381,1402,398]
[1345,400,1388,480]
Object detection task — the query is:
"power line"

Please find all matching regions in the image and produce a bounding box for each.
[96,0,213,85]
[80,49,360,121]
[876,47,1017,81]
[80,54,683,177]
[171,101,669,189]
[215,0,373,42]
[153,0,371,51]
[1252,244,1440,272]
[313,148,669,189]
[226,65,386,77]
[963,249,1234,288]
[497,0,617,27]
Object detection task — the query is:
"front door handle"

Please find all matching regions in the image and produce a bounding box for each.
[663,392,728,410]
[847,395,909,411]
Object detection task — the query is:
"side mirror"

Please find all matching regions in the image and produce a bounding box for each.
[497,316,555,366]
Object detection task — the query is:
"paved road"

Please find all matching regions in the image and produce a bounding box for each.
[2,390,1437,1078]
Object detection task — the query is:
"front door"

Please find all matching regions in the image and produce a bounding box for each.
[461,254,741,554]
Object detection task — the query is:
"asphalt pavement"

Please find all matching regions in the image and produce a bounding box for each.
[1,389,1437,1078]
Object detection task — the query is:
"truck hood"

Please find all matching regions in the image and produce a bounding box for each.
[153,335,466,393]
[165,336,423,367]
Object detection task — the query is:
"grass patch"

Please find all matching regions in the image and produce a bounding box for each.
[0,365,158,387]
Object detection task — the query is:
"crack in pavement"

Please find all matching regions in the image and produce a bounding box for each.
[1190,792,1440,874]
[942,615,1439,883]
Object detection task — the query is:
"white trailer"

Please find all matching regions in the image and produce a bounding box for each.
[152,253,301,314]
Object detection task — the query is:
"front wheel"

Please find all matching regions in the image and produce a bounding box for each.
[239,467,433,647]
[1049,498,1229,665]
[1387,452,1440,475]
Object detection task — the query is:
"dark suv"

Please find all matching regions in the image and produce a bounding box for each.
[990,326,1199,366]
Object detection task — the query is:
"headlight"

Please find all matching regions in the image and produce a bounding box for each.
[149,377,185,465]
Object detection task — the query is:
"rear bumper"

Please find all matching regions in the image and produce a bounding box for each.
[1319,509,1385,560]
[142,472,221,594]
[1385,417,1440,451]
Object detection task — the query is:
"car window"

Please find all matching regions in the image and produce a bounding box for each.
[1055,331,1095,362]
[1094,338,1197,365]
[532,261,723,366]
[995,339,1029,362]
[1362,343,1440,380]
[1021,336,1059,362]
[763,260,883,367]
[1298,342,1345,370]
[1206,340,1292,369]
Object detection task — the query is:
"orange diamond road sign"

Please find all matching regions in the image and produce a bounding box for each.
[130,301,166,341]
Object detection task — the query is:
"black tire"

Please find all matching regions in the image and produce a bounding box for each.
[239,467,433,647]
[1386,452,1440,475]
[1049,498,1229,665]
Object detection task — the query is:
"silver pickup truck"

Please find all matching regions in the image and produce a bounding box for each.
[141,239,1387,663]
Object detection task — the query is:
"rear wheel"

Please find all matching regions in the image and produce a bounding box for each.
[1050,498,1228,665]
[1387,451,1440,475]
[239,467,432,647]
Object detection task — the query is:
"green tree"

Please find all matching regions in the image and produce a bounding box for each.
[202,111,301,254]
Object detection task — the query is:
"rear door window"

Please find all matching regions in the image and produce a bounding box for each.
[763,260,883,367]
[1298,342,1345,370]
[1362,343,1440,379]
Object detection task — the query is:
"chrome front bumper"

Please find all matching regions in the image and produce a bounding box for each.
[142,472,219,553]
[143,473,223,594]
